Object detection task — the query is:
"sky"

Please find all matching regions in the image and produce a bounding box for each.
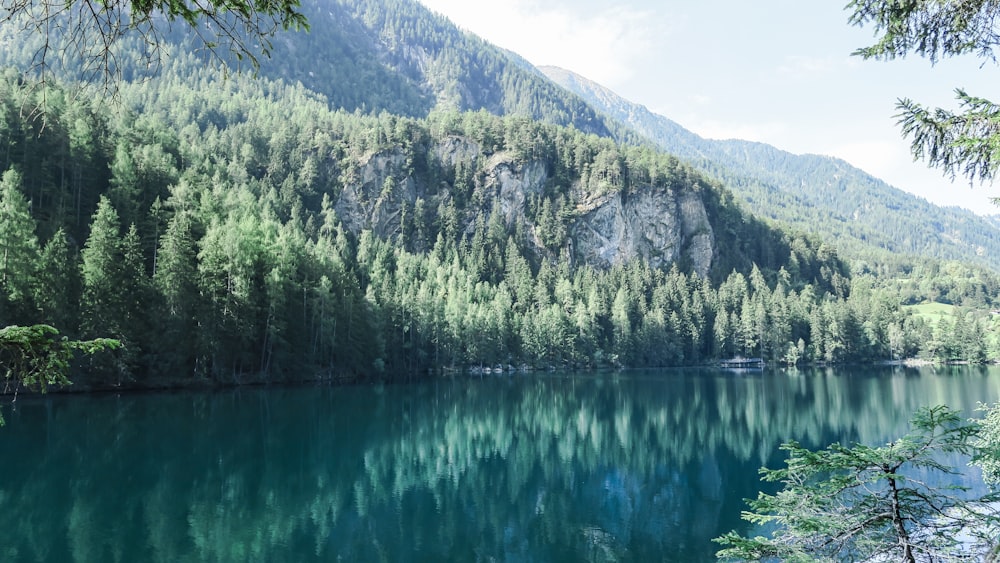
[416,0,1000,215]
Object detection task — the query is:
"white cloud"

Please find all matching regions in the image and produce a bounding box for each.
[825,140,905,182]
[417,0,655,85]
[688,94,712,106]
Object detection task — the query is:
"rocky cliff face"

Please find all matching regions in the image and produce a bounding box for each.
[333,137,715,277]
[571,187,714,276]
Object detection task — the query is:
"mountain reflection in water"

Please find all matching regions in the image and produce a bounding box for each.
[1,365,997,562]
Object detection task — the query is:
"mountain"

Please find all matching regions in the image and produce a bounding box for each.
[223,0,631,139]
[0,0,846,286]
[539,65,1000,272]
[7,0,997,273]
[0,0,631,138]
[0,0,996,384]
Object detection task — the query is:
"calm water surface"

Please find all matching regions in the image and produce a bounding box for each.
[2,366,998,562]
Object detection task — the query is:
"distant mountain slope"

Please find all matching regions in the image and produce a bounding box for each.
[0,0,624,139]
[4,0,997,272]
[254,0,624,138]
[540,66,1000,271]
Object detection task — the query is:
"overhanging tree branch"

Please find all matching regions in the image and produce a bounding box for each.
[715,406,1000,561]
[897,91,1000,184]
[0,324,120,425]
[1,0,309,95]
[847,0,1000,63]
[847,0,1000,194]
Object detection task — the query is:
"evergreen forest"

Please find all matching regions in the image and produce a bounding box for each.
[0,0,998,389]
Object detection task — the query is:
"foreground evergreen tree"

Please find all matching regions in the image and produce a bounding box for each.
[716,406,1000,562]
[33,229,81,332]
[80,196,125,339]
[3,0,308,90]
[152,210,200,375]
[0,324,118,424]
[848,0,1000,192]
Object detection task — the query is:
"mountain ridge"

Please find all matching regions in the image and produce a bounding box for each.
[539,65,1000,271]
[0,0,995,383]
[6,0,997,274]
[258,0,624,138]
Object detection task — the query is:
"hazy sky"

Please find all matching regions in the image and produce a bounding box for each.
[417,0,1000,215]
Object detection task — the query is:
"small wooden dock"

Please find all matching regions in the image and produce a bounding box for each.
[719,357,765,368]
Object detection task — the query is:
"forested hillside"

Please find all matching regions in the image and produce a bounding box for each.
[0,0,998,389]
[540,66,1000,272]
[262,0,620,136]
[0,0,625,139]
[1,64,996,387]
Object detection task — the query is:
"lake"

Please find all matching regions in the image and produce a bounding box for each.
[1,366,998,562]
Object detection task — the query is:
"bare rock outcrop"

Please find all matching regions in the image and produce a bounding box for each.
[571,186,714,277]
[332,139,715,277]
[335,150,417,239]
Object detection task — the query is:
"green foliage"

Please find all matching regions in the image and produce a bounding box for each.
[33,229,81,332]
[80,197,126,338]
[716,405,1000,562]
[4,0,308,91]
[0,63,988,385]
[847,0,998,64]
[0,324,119,424]
[896,90,1000,186]
[0,168,39,319]
[975,403,1000,489]
[848,0,1000,188]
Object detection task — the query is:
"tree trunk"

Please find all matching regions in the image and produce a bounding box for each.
[887,467,916,563]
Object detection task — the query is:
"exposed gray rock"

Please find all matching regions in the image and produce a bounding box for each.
[480,153,546,225]
[333,139,715,277]
[678,190,715,277]
[433,136,482,168]
[334,149,417,239]
[571,186,714,277]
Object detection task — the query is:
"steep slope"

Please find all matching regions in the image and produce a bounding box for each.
[7,0,995,272]
[273,0,644,139]
[277,0,612,132]
[0,0,625,139]
[0,71,860,381]
[540,66,1000,272]
[0,0,852,287]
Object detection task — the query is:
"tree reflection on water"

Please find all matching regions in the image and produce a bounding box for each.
[1,365,996,562]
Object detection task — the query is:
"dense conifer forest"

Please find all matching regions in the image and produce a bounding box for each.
[0,0,998,388]
[0,66,996,388]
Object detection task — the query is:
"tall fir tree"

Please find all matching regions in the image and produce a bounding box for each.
[33,228,81,334]
[153,211,200,375]
[80,196,123,339]
[0,169,40,323]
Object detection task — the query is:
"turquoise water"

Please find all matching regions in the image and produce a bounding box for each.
[1,366,998,562]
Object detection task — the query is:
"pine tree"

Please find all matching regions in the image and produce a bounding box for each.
[117,223,151,374]
[80,196,123,339]
[611,286,632,365]
[78,196,133,383]
[0,169,40,322]
[33,229,81,334]
[153,211,200,375]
